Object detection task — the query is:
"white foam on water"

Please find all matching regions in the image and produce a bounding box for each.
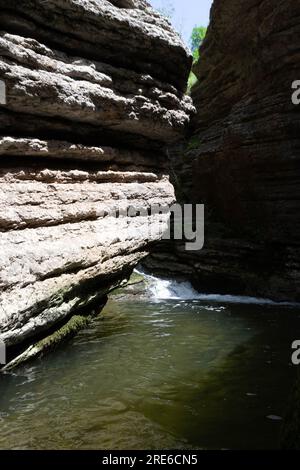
[135,269,299,306]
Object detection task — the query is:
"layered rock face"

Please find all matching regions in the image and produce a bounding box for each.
[145,0,300,301]
[0,0,192,360]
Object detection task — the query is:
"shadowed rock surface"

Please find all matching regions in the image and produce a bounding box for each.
[0,0,193,361]
[144,0,300,302]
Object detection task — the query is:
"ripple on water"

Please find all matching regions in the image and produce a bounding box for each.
[0,295,299,449]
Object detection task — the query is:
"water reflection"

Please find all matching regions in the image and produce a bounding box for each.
[0,295,299,449]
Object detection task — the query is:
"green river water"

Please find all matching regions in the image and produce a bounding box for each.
[0,273,299,450]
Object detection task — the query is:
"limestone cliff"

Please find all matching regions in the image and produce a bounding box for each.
[145,0,300,302]
[0,0,193,362]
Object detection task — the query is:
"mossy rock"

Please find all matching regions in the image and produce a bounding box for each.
[2,314,94,371]
[187,71,198,95]
[187,135,202,151]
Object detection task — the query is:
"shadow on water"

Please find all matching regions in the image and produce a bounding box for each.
[138,305,299,449]
[0,293,299,450]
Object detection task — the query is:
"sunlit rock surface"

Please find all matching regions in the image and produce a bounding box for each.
[0,0,193,354]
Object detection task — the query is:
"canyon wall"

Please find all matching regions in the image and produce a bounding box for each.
[145,0,300,302]
[0,0,193,364]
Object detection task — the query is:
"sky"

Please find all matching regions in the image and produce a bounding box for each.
[149,0,213,47]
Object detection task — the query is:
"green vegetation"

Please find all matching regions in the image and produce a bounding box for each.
[190,26,207,62]
[187,25,207,94]
[187,135,202,151]
[187,72,198,95]
[3,313,94,371]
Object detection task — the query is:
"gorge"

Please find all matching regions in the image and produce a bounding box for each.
[145,0,300,303]
[0,0,299,451]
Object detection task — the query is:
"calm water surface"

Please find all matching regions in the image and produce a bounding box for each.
[0,282,299,449]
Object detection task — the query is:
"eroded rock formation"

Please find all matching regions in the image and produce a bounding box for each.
[145,0,300,302]
[0,0,193,363]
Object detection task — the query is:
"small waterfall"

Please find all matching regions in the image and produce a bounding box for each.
[135,269,298,305]
[142,273,201,300]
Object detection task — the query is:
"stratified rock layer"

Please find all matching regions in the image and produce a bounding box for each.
[145,0,300,302]
[0,0,193,356]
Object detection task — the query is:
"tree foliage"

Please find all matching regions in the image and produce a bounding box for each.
[187,26,207,94]
[190,26,207,63]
